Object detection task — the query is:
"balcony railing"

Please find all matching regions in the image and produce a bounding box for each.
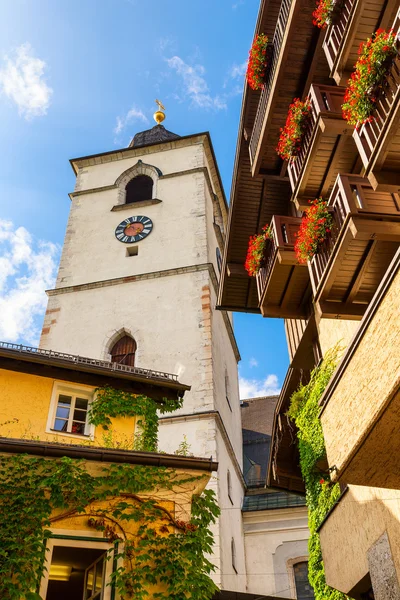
[353,13,400,190]
[322,0,393,84]
[249,0,293,165]
[323,0,357,81]
[256,215,309,318]
[0,340,179,382]
[287,84,352,206]
[309,173,400,318]
[285,312,320,370]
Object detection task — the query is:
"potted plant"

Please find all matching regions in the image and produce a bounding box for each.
[276,98,312,161]
[246,33,269,91]
[342,29,397,126]
[312,0,341,29]
[244,224,273,276]
[294,199,333,263]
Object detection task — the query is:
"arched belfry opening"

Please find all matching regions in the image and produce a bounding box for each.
[125,175,153,204]
[110,335,137,367]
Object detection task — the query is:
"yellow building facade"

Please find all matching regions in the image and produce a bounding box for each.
[0,342,217,600]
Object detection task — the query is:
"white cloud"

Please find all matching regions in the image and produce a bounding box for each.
[0,220,59,345]
[114,106,149,139]
[249,357,258,368]
[0,43,52,119]
[232,0,245,9]
[239,374,281,399]
[158,37,177,54]
[229,61,247,79]
[166,56,227,110]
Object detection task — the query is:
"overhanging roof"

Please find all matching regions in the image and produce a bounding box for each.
[0,341,189,402]
[0,437,218,472]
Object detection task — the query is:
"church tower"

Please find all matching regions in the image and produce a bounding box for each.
[40,106,246,592]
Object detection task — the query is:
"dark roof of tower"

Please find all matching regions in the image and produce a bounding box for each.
[129,124,181,148]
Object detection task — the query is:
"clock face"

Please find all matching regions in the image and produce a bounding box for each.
[115,216,153,243]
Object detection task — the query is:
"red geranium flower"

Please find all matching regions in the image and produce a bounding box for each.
[276,98,312,161]
[294,199,333,263]
[312,0,335,28]
[244,224,272,276]
[342,29,397,126]
[246,34,269,91]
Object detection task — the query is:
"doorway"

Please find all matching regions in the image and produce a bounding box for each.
[45,545,108,600]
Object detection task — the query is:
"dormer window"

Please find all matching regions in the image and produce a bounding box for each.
[125,175,153,204]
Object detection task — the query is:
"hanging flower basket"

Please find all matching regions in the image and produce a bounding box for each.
[294,199,333,263]
[342,29,397,126]
[245,224,273,276]
[276,98,312,161]
[246,34,269,91]
[312,0,340,29]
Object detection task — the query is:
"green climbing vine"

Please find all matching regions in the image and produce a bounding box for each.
[287,347,350,600]
[88,386,183,452]
[0,454,219,600]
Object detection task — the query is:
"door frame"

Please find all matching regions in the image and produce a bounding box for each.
[39,530,115,600]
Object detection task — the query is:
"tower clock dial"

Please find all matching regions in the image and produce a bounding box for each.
[115,216,153,243]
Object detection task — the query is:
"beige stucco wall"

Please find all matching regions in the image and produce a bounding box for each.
[317,317,359,357]
[320,268,400,485]
[243,506,310,598]
[319,485,400,595]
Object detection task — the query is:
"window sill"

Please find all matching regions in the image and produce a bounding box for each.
[111,198,162,211]
[48,429,93,441]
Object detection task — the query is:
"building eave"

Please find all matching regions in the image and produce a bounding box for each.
[0,437,218,472]
[0,341,190,402]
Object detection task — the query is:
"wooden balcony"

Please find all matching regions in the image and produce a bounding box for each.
[267,367,309,494]
[323,0,397,85]
[287,84,356,210]
[256,215,310,318]
[353,10,400,192]
[249,0,293,167]
[285,312,320,369]
[309,174,400,319]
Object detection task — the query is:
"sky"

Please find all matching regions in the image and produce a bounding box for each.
[0,0,289,398]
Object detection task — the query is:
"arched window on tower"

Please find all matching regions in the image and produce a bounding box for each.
[293,561,315,599]
[110,335,137,367]
[125,175,153,204]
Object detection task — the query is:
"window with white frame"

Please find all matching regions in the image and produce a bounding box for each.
[48,384,93,437]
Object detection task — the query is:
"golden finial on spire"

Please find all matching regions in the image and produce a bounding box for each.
[154,99,166,124]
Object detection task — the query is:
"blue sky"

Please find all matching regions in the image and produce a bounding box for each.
[0,0,289,397]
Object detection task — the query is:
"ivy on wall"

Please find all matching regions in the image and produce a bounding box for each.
[287,348,350,600]
[0,387,219,599]
[0,455,219,600]
[88,386,183,452]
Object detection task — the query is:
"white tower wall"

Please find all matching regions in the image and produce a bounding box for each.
[40,133,246,592]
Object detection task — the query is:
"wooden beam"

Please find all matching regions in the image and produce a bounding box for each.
[227,263,248,277]
[345,241,377,304]
[352,217,400,242]
[260,304,307,319]
[316,299,366,320]
[320,134,348,197]
[368,170,400,193]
